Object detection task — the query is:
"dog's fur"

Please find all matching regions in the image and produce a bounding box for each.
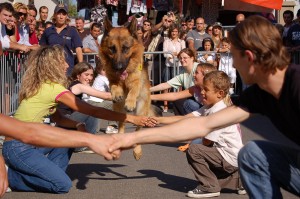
[99,18,155,160]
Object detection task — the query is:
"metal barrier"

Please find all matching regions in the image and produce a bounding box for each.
[0,51,26,115]
[2,50,299,116]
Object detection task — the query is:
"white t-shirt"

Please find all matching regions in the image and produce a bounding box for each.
[192,100,243,167]
[0,23,10,49]
[88,74,110,103]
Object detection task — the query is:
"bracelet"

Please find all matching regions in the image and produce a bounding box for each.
[76,122,86,128]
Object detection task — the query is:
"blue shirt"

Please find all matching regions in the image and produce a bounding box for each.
[39,25,82,74]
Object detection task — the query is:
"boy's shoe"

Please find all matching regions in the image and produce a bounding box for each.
[177,143,190,152]
[105,125,118,134]
[187,188,220,198]
[237,187,247,195]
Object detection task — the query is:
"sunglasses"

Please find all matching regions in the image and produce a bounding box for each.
[18,12,27,17]
[181,24,187,26]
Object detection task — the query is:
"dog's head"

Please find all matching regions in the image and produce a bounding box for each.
[99,17,143,79]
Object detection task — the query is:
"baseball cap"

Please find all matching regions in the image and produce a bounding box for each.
[54,3,68,13]
[212,22,222,28]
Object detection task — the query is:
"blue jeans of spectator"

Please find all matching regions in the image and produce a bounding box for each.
[67,111,99,134]
[183,98,201,114]
[2,140,73,193]
[238,140,300,199]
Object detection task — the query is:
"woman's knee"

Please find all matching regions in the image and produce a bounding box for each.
[52,178,72,193]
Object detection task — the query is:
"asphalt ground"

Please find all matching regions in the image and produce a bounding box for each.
[2,111,299,199]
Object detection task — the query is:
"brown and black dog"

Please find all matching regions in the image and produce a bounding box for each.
[99,19,156,160]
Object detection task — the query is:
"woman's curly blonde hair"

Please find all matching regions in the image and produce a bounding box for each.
[19,45,68,102]
[13,2,28,12]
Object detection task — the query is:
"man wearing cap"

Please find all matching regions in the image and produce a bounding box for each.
[186,17,211,52]
[40,3,83,75]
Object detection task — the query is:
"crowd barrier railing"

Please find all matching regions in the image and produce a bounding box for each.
[2,50,300,115]
[0,51,26,116]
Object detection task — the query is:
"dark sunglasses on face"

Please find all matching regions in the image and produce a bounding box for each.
[181,24,187,26]
[18,12,27,17]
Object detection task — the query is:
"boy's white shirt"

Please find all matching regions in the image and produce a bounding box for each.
[192,100,243,167]
[88,74,110,103]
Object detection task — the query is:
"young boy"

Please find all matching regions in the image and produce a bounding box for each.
[217,37,236,94]
[154,71,244,198]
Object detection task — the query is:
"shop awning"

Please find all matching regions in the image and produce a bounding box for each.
[224,0,283,12]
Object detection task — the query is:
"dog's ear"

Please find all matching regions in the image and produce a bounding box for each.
[125,16,138,36]
[103,17,113,35]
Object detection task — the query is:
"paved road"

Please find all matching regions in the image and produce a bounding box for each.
[2,112,299,199]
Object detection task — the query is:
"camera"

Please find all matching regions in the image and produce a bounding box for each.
[167,12,172,17]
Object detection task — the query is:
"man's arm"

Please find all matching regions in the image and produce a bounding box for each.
[151,87,193,101]
[75,47,83,62]
[187,39,195,52]
[8,41,30,52]
[150,82,172,92]
[0,114,119,160]
[109,106,251,151]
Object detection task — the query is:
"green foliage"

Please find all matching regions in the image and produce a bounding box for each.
[67,0,78,18]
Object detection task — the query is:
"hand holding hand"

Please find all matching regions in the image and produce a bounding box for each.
[133,116,157,127]
[109,133,137,154]
[88,134,122,160]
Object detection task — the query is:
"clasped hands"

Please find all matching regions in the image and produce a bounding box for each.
[90,117,156,161]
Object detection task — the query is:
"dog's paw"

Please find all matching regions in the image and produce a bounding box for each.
[112,95,124,103]
[125,99,136,112]
[133,145,142,160]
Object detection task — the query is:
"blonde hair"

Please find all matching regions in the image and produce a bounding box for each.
[19,46,68,102]
[197,63,216,75]
[203,71,232,107]
[51,13,70,24]
[13,2,28,12]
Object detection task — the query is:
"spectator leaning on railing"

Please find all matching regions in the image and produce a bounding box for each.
[0,2,30,53]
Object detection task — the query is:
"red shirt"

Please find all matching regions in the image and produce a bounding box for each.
[29,31,39,45]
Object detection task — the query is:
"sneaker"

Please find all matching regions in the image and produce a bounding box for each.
[237,187,247,195]
[187,188,220,198]
[105,125,118,134]
[177,143,190,152]
[5,165,11,193]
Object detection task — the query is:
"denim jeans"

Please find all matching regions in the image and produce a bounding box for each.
[238,141,300,199]
[2,140,73,193]
[183,98,201,114]
[67,111,100,134]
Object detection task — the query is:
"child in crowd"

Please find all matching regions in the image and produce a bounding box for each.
[151,63,216,112]
[151,63,216,151]
[153,71,244,198]
[198,37,216,66]
[88,62,118,134]
[58,62,111,152]
[217,37,236,94]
